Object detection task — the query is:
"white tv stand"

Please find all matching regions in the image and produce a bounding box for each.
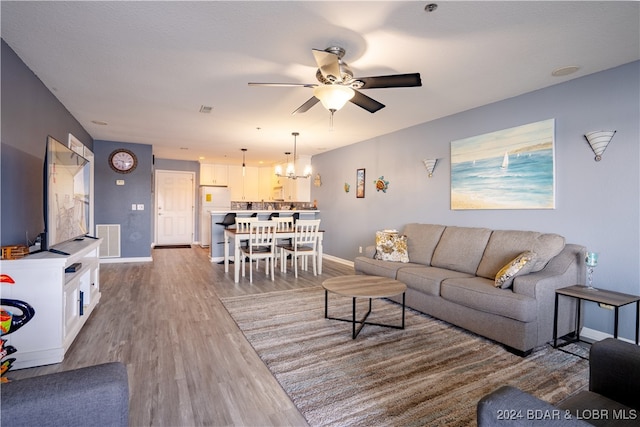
[0,237,102,369]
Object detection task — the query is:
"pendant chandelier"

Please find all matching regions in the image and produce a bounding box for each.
[275,132,312,179]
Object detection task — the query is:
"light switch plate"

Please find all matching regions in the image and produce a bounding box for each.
[131,204,137,211]
[116,179,125,186]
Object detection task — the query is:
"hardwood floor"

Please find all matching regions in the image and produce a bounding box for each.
[9,246,355,426]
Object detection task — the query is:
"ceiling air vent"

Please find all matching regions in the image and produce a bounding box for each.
[199,105,213,113]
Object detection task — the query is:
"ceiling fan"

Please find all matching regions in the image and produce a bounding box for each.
[248,46,422,116]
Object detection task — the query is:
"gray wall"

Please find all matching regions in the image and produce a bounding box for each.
[311,61,640,341]
[1,39,93,246]
[93,140,153,258]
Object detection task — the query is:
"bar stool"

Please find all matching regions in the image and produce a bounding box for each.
[215,213,236,264]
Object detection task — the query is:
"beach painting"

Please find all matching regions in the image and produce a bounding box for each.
[451,119,555,210]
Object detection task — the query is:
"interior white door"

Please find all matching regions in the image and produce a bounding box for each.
[155,170,195,245]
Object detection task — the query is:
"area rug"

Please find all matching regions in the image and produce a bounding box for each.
[221,287,589,426]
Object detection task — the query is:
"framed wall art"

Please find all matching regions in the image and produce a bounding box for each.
[356,168,366,198]
[450,118,555,210]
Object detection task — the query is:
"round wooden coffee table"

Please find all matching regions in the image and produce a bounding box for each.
[322,275,407,339]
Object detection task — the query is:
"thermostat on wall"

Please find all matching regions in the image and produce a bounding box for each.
[116,179,125,186]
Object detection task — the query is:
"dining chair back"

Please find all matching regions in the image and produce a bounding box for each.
[239,221,277,282]
[271,216,295,269]
[235,216,258,233]
[279,219,321,278]
[271,216,294,231]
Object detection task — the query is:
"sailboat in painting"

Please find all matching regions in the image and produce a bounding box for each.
[500,151,509,169]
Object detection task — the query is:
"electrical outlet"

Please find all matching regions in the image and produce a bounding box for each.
[137,204,144,211]
[359,246,363,253]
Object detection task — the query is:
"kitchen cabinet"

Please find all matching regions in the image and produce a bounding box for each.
[200,163,228,186]
[259,167,274,201]
[228,165,259,201]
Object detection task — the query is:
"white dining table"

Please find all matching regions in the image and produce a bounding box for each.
[223,228,324,283]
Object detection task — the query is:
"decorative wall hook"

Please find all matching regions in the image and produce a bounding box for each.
[584,130,616,161]
[422,158,438,177]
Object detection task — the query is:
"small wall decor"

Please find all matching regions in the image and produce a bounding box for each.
[356,168,365,198]
[374,176,390,193]
[344,182,350,193]
[314,173,322,187]
[451,118,555,210]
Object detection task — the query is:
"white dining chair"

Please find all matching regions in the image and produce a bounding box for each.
[271,216,294,270]
[239,221,277,283]
[278,219,321,278]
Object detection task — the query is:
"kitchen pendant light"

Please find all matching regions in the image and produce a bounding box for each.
[241,148,247,176]
[275,132,311,179]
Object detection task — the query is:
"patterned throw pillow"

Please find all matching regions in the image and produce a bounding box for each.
[374,231,410,263]
[494,251,537,289]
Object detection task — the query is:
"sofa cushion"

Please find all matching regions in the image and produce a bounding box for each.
[397,266,473,296]
[374,231,409,263]
[440,277,537,322]
[354,256,423,279]
[401,223,446,265]
[476,230,565,279]
[431,226,492,275]
[494,251,537,289]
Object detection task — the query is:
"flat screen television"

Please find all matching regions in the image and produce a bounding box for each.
[42,135,91,251]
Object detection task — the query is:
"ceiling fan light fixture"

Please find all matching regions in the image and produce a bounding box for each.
[313,84,355,112]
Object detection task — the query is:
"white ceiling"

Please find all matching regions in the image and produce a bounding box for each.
[2,1,638,166]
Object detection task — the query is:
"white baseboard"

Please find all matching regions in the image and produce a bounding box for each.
[322,254,354,267]
[100,256,153,264]
[580,327,638,345]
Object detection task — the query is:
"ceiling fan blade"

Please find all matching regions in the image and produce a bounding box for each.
[292,97,320,115]
[357,73,422,89]
[312,49,341,83]
[350,90,385,113]
[248,82,316,88]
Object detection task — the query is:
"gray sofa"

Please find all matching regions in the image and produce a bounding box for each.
[477,338,640,426]
[354,224,585,355]
[1,362,129,427]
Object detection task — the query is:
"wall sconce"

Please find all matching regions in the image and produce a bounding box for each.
[422,158,438,178]
[584,130,616,161]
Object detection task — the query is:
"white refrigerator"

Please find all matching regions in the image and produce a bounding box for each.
[199,186,231,247]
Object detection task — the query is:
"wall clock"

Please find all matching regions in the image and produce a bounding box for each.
[108,149,137,174]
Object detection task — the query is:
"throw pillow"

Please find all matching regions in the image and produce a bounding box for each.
[374,231,410,263]
[494,251,537,289]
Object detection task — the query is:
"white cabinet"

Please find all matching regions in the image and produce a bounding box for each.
[228,165,260,201]
[259,167,274,201]
[200,163,228,186]
[0,238,102,369]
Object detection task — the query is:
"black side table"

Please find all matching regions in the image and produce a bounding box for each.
[553,285,640,348]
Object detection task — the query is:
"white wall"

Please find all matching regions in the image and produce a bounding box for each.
[311,61,640,340]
